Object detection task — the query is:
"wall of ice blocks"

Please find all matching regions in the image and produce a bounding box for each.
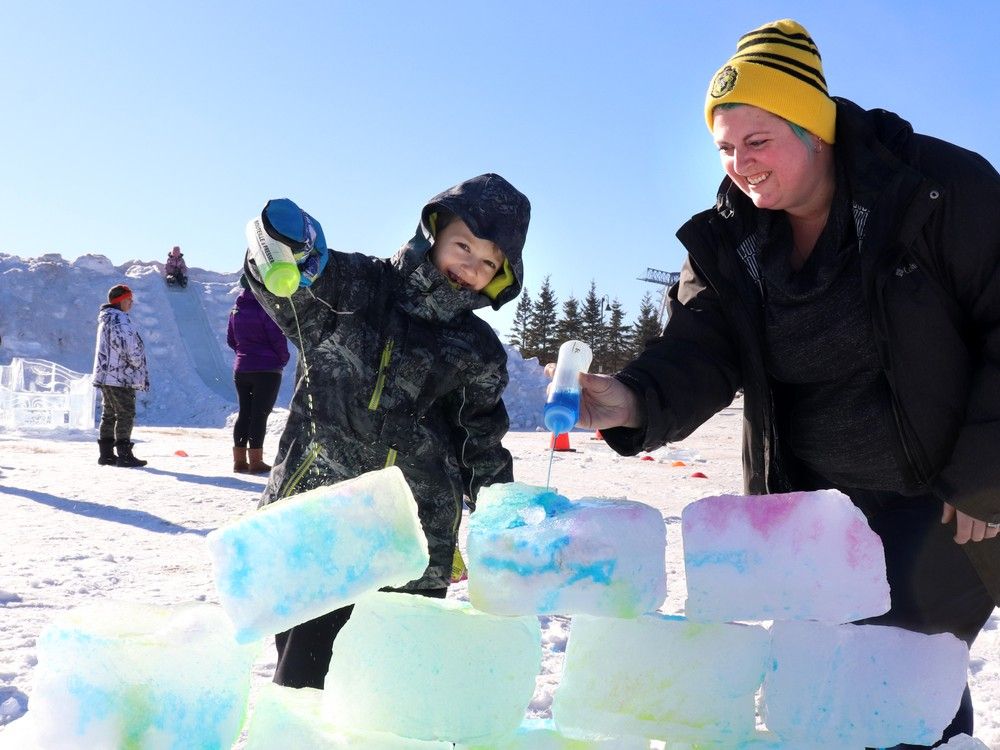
[20,479,976,749]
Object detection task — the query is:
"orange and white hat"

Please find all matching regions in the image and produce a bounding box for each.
[107,284,133,305]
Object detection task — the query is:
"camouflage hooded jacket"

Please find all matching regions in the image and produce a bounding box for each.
[245,174,530,590]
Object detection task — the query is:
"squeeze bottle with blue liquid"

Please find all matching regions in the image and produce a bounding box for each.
[544,340,593,436]
[245,216,301,298]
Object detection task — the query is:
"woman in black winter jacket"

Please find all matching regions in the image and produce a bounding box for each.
[570,19,999,748]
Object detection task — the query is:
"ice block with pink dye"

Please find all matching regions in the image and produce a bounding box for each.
[682,490,889,623]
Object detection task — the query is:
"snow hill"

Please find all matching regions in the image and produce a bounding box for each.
[0,253,548,430]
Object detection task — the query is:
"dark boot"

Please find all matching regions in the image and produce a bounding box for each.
[98,438,117,466]
[115,440,147,468]
[247,448,271,474]
[233,446,250,473]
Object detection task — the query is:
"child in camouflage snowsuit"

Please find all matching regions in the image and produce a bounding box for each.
[244,173,530,688]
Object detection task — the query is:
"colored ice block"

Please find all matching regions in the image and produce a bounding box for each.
[28,602,258,750]
[940,735,990,749]
[206,466,429,642]
[457,717,648,748]
[322,591,542,743]
[682,490,889,623]
[551,614,769,744]
[245,683,451,749]
[467,483,666,617]
[762,621,970,747]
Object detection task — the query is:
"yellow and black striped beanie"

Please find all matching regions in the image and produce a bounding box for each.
[705,19,836,144]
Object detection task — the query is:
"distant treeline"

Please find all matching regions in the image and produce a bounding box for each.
[508,277,664,373]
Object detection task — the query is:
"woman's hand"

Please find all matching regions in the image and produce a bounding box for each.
[543,366,644,431]
[941,503,1000,544]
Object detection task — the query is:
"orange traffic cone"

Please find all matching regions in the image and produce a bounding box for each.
[550,432,573,452]
[592,429,604,441]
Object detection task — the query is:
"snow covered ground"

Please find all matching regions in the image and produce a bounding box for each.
[0,412,998,748]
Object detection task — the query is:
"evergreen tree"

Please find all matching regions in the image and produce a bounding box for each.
[509,287,533,355]
[555,295,584,345]
[529,276,560,364]
[581,281,608,371]
[604,297,630,372]
[630,291,663,359]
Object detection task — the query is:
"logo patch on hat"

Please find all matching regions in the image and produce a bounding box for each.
[710,65,738,98]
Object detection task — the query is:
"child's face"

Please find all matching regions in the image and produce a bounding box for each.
[430,218,505,292]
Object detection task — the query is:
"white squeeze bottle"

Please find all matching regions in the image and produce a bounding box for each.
[245,216,301,298]
[544,340,593,436]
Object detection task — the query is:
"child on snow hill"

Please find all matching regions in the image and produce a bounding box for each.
[243,172,531,689]
[164,245,188,287]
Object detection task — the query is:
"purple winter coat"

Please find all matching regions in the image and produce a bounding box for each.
[227,288,290,372]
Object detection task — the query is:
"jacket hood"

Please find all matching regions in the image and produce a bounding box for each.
[392,173,530,311]
[234,287,261,310]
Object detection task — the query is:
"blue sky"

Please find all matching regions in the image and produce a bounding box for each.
[3,1,997,337]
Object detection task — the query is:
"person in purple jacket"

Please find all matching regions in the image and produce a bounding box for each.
[227,276,290,473]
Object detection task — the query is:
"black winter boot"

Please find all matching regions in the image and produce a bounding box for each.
[115,440,147,468]
[98,438,117,466]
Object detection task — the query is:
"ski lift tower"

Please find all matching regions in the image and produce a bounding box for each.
[637,267,681,326]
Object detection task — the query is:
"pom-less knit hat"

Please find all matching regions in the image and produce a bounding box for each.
[705,19,836,144]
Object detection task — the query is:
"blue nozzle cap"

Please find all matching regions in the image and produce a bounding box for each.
[544,404,574,436]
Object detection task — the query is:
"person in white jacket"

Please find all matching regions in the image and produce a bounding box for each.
[91,284,149,467]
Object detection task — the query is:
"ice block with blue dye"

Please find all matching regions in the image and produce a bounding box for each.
[206,466,429,642]
[762,621,970,748]
[682,490,890,623]
[467,483,666,617]
[28,602,258,750]
[323,591,542,743]
[551,614,770,744]
[245,683,452,749]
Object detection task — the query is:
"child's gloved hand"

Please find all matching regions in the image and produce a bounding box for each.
[261,198,329,287]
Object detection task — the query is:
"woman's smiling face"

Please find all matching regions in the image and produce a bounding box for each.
[712,104,825,215]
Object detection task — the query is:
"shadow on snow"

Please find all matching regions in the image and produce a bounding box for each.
[2,487,215,536]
